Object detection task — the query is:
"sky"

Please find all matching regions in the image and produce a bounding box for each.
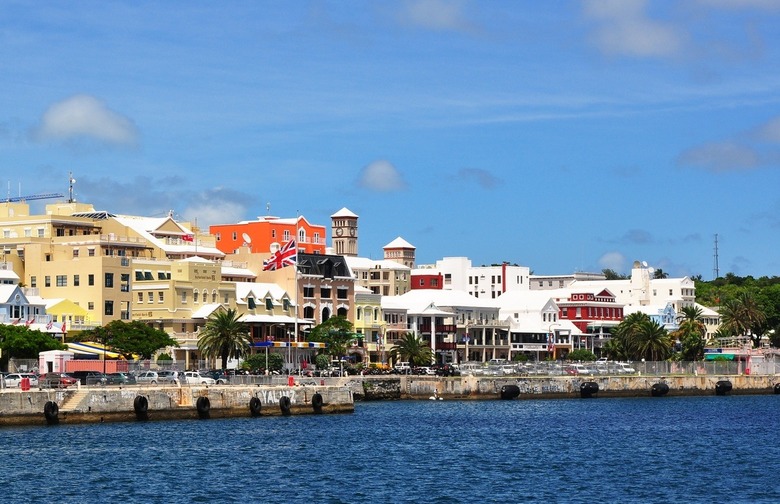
[3,1,780,279]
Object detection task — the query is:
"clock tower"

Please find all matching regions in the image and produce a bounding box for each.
[331,207,358,257]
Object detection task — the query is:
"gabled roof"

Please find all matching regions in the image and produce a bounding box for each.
[191,303,223,319]
[112,215,224,258]
[384,236,415,249]
[297,253,351,278]
[344,256,411,272]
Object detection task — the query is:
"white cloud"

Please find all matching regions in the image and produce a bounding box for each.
[583,0,684,59]
[357,160,407,192]
[34,94,139,146]
[758,116,780,143]
[598,251,626,272]
[398,0,473,32]
[677,141,760,172]
[183,201,246,229]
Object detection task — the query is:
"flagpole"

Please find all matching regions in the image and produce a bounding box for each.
[294,212,300,374]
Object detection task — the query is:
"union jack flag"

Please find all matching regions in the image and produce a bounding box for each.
[263,240,297,271]
[547,332,555,353]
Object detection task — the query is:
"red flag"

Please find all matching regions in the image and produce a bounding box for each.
[263,240,297,271]
[61,322,67,333]
[25,318,33,326]
[182,234,194,242]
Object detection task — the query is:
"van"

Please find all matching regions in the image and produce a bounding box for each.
[394,362,411,373]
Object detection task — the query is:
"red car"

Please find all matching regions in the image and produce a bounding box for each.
[40,373,79,388]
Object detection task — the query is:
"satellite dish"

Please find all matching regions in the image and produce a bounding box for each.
[648,267,655,275]
[642,261,648,268]
[242,233,251,244]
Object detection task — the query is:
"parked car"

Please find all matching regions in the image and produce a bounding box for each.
[157,370,181,384]
[40,373,78,388]
[135,371,160,384]
[183,371,216,385]
[69,371,109,385]
[106,372,136,385]
[4,373,39,388]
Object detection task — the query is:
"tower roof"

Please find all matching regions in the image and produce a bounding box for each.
[331,207,358,218]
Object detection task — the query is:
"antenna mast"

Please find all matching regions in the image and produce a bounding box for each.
[713,234,719,280]
[68,172,76,203]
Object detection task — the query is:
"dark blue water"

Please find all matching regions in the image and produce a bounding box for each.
[2,396,779,503]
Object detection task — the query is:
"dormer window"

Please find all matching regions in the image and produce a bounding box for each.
[247,297,256,309]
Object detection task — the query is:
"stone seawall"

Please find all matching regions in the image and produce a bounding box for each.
[354,374,780,400]
[0,384,354,426]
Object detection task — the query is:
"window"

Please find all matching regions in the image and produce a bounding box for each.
[148,292,154,303]
[56,275,67,287]
[138,292,144,303]
[88,274,95,286]
[193,291,199,304]
[337,288,348,300]
[283,299,289,311]
[73,248,79,258]
[74,275,80,287]
[45,276,51,287]
[215,232,221,241]
[232,232,237,240]
[30,276,37,288]
[88,248,95,257]
[105,273,114,288]
[265,298,273,310]
[247,297,256,309]
[135,271,144,281]
[37,228,45,238]
[181,291,187,303]
[303,286,314,298]
[159,292,164,303]
[104,301,114,316]
[320,287,331,298]
[88,302,94,310]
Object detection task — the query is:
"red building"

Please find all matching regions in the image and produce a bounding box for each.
[210,215,326,255]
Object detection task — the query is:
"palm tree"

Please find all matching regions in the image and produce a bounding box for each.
[673,306,707,361]
[630,319,672,362]
[390,332,433,366]
[197,308,252,370]
[719,292,767,347]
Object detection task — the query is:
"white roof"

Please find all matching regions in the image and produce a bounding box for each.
[382,288,495,314]
[112,215,225,258]
[221,265,256,279]
[0,269,19,282]
[344,256,411,272]
[384,236,415,249]
[191,303,222,319]
[235,282,290,303]
[331,207,358,218]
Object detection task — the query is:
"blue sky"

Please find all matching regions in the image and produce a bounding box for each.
[3,1,780,279]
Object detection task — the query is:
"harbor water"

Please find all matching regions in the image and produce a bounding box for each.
[3,395,779,503]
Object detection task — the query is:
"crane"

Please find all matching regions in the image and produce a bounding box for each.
[5,192,64,203]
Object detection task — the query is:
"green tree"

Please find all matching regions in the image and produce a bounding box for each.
[567,349,596,361]
[671,306,707,361]
[0,325,66,359]
[308,316,355,360]
[77,320,179,359]
[243,352,283,373]
[197,308,251,370]
[602,269,627,280]
[612,313,672,361]
[389,332,433,366]
[719,291,767,347]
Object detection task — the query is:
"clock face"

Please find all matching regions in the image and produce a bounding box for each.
[336,228,343,237]
[349,227,355,237]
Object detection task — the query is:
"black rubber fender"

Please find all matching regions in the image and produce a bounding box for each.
[774,383,780,395]
[312,393,323,413]
[43,401,59,426]
[279,395,291,416]
[580,381,599,398]
[500,384,520,400]
[196,396,211,419]
[715,380,732,396]
[249,397,262,417]
[651,383,670,397]
[133,395,149,421]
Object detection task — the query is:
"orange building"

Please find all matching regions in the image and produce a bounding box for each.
[210,215,327,255]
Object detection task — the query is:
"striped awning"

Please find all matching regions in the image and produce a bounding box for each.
[253,341,326,349]
[67,342,124,359]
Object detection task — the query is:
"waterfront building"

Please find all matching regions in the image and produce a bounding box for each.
[210,214,326,256]
[530,271,607,290]
[382,288,503,365]
[353,285,386,366]
[414,256,531,298]
[345,256,411,297]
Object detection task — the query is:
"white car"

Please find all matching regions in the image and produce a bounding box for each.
[183,371,216,385]
[4,373,39,388]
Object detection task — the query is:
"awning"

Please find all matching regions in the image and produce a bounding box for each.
[253,341,326,349]
[240,314,313,325]
[705,353,735,360]
[67,342,124,359]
